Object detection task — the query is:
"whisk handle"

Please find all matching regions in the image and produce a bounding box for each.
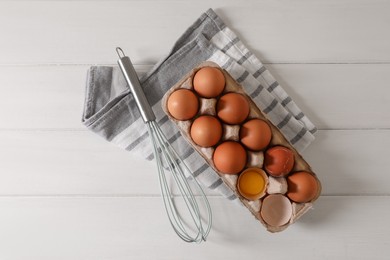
[116,47,156,122]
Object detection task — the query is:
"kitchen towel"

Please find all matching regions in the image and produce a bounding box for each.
[82,8,317,201]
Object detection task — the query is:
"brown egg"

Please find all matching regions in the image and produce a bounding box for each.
[193,67,225,98]
[167,89,198,120]
[217,93,249,124]
[287,171,319,203]
[264,146,295,177]
[213,141,247,175]
[190,116,222,147]
[240,119,272,151]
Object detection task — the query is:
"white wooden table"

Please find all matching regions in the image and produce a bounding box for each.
[1,1,389,259]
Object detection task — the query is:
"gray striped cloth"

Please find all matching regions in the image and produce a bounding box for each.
[82,8,317,202]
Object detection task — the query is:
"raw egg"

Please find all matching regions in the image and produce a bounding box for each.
[213,141,247,175]
[260,194,292,227]
[193,67,225,98]
[190,115,222,147]
[237,168,268,200]
[287,171,319,203]
[217,93,249,124]
[167,89,198,120]
[264,146,295,177]
[240,119,272,151]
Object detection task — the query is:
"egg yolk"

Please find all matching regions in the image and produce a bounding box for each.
[238,170,266,196]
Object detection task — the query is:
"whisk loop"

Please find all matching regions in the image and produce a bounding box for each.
[148,121,212,242]
[116,47,212,243]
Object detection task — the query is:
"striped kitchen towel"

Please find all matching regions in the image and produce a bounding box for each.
[82,8,317,201]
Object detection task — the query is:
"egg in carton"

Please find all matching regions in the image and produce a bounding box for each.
[161,61,321,233]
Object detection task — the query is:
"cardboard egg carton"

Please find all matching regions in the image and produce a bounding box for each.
[161,61,321,233]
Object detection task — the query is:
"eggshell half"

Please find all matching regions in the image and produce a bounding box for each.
[264,146,295,177]
[260,194,292,227]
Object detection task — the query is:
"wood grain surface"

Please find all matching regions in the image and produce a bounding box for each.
[0,1,389,259]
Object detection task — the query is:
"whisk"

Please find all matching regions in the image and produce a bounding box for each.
[116,47,212,243]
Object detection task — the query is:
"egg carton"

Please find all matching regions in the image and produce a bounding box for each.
[161,61,321,233]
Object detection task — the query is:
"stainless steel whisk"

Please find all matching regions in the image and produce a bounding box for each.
[116,47,212,243]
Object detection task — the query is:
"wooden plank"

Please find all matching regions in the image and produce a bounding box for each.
[0,65,147,129]
[267,63,390,129]
[0,196,388,259]
[0,129,388,195]
[0,0,389,64]
[0,129,162,196]
[0,64,389,129]
[303,129,390,195]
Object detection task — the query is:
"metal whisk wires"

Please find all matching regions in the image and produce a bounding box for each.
[116,47,212,243]
[147,120,212,242]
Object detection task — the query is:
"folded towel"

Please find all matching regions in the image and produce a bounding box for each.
[82,8,317,202]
